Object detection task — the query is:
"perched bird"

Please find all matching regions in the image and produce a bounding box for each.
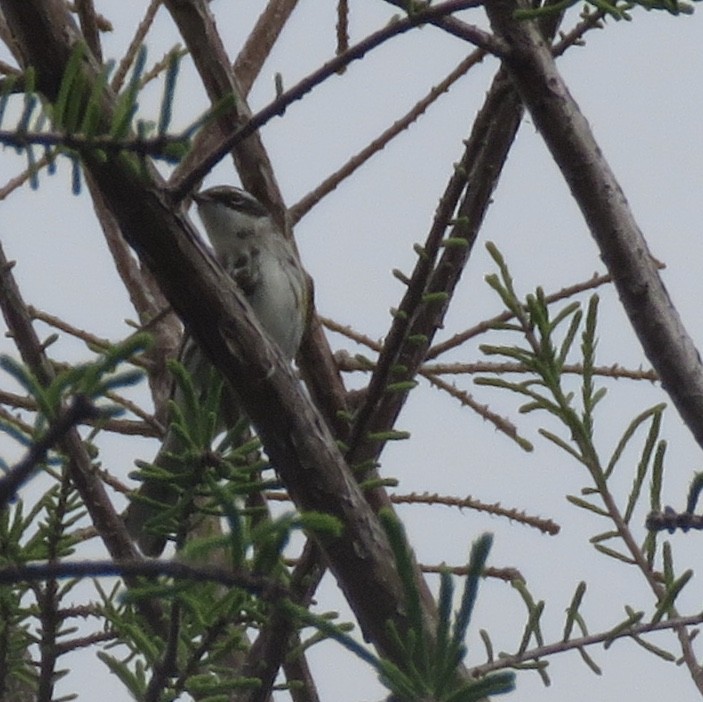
[124,186,308,556]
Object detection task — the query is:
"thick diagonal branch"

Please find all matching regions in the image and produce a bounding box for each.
[0,243,166,635]
[484,0,703,451]
[348,68,523,498]
[0,0,439,666]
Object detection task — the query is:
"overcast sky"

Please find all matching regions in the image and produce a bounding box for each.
[1,2,703,701]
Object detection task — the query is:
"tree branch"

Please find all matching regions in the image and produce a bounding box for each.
[483,0,703,452]
[168,0,299,198]
[232,0,299,95]
[483,0,703,687]
[347,67,524,493]
[163,0,287,224]
[0,559,284,596]
[0,237,166,634]
[0,0,442,667]
[169,0,502,205]
[472,609,703,678]
[0,395,98,508]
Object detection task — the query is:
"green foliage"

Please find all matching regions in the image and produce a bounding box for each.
[514,0,699,21]
[0,42,231,191]
[286,518,515,701]
[477,243,666,504]
[128,356,262,553]
[0,336,337,700]
[371,512,515,700]
[0,473,88,698]
[129,354,343,569]
[102,574,264,701]
[0,337,154,698]
[472,243,699,684]
[0,333,146,438]
[0,502,40,697]
[241,517,515,702]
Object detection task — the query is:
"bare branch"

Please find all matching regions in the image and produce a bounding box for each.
[85,175,180,418]
[484,0,703,453]
[346,67,524,489]
[0,0,446,666]
[233,0,299,95]
[0,395,98,508]
[170,0,501,206]
[0,559,285,596]
[384,0,506,52]
[422,361,658,382]
[472,611,703,679]
[290,48,486,224]
[552,8,606,55]
[336,0,349,64]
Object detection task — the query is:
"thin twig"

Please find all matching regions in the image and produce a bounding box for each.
[29,306,118,354]
[290,48,486,224]
[169,0,500,204]
[427,270,620,360]
[552,8,606,55]
[74,0,102,62]
[471,611,703,678]
[422,361,658,381]
[423,371,531,449]
[0,149,55,200]
[0,559,286,597]
[55,630,117,655]
[0,395,98,508]
[0,388,158,437]
[111,0,163,92]
[266,488,560,535]
[140,46,188,88]
[336,0,350,63]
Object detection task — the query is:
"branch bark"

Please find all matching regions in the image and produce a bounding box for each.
[484,0,703,451]
[347,67,524,489]
[163,0,287,225]
[484,0,703,689]
[0,0,438,666]
[0,241,166,635]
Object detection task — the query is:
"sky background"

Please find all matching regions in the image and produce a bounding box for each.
[1,1,703,701]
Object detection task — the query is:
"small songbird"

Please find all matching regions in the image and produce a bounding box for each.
[124,186,308,556]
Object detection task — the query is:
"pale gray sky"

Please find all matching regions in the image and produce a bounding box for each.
[1,2,703,701]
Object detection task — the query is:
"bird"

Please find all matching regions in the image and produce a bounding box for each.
[124,185,308,556]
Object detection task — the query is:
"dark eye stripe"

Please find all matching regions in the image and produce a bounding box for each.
[195,187,268,217]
